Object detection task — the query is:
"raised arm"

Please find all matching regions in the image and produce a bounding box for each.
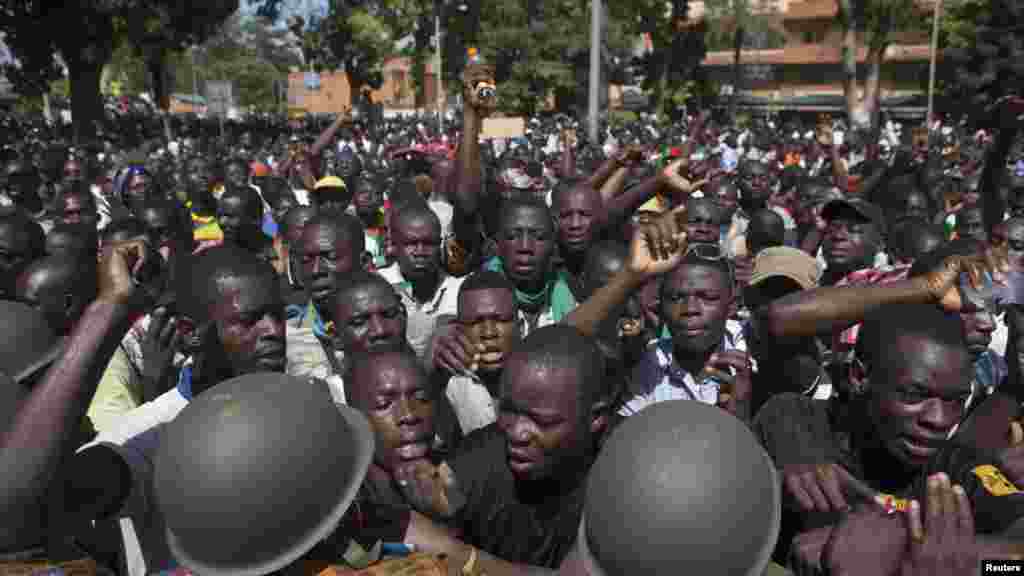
[980,98,1022,237]
[758,250,1002,340]
[559,129,577,180]
[0,240,152,551]
[568,205,687,337]
[450,64,497,259]
[310,109,354,159]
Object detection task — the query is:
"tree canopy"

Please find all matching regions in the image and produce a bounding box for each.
[941,0,1024,120]
[0,0,239,142]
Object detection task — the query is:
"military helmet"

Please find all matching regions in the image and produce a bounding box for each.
[583,401,780,576]
[155,373,374,575]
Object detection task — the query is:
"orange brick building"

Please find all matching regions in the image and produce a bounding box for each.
[693,0,933,99]
[288,58,441,114]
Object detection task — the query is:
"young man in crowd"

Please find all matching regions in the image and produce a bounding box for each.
[755,303,974,563]
[286,209,369,383]
[442,270,521,434]
[399,326,615,570]
[384,203,463,359]
[619,248,753,421]
[216,185,274,258]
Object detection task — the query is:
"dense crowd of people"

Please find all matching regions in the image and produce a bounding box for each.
[4,62,1024,575]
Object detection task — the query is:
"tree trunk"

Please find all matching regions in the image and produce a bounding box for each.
[651,52,668,121]
[861,5,893,136]
[729,26,745,122]
[862,45,886,137]
[68,58,105,145]
[348,71,364,112]
[837,0,860,128]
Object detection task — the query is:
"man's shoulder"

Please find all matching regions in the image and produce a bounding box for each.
[80,387,187,456]
[754,393,828,428]
[753,393,837,462]
[451,423,504,474]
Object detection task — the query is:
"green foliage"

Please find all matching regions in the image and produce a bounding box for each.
[702,0,785,52]
[471,0,634,116]
[941,0,1024,115]
[611,0,707,116]
[287,0,422,96]
[0,0,241,141]
[102,12,292,111]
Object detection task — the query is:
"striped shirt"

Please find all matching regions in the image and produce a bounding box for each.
[619,320,747,416]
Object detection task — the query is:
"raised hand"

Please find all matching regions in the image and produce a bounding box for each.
[462,63,497,116]
[139,304,181,402]
[706,350,753,418]
[659,157,708,200]
[627,204,687,279]
[431,322,478,377]
[917,245,1010,312]
[98,239,157,308]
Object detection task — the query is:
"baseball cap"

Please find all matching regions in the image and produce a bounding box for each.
[313,176,347,191]
[637,196,665,214]
[748,246,821,291]
[821,197,886,233]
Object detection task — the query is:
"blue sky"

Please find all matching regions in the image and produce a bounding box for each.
[241,0,328,24]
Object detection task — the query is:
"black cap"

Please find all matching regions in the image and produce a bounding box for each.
[583,401,780,576]
[821,197,886,234]
[155,373,374,575]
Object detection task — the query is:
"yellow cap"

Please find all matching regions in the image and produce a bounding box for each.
[638,196,664,213]
[467,47,478,56]
[314,176,347,190]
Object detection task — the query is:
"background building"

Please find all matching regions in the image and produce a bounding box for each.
[694,0,931,100]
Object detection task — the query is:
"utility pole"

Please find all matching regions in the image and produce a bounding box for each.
[587,0,602,143]
[926,0,942,131]
[435,0,444,133]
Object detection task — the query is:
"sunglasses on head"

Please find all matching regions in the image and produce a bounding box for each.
[684,242,736,284]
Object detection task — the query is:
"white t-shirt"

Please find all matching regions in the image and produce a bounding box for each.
[446,374,497,434]
[428,200,454,238]
[391,273,465,358]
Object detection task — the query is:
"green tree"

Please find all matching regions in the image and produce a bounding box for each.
[284,1,420,103]
[702,0,784,120]
[836,0,926,132]
[613,0,707,119]
[0,0,239,143]
[469,0,632,116]
[941,0,1024,120]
